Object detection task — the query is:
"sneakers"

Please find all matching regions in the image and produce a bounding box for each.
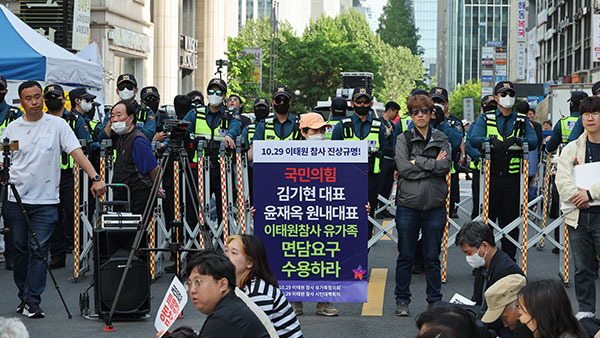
[316,302,339,316]
[395,302,409,317]
[23,302,45,318]
[16,300,25,314]
[290,302,303,316]
[575,311,595,320]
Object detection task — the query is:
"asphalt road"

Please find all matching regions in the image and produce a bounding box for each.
[0,180,595,338]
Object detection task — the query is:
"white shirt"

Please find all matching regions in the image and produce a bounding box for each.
[1,114,81,204]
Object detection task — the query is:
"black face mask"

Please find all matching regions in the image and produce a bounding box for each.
[514,319,535,338]
[254,107,269,121]
[147,102,159,114]
[274,103,290,115]
[0,92,5,103]
[354,106,370,116]
[483,105,497,113]
[45,98,63,111]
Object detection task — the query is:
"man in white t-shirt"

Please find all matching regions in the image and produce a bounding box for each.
[1,81,106,319]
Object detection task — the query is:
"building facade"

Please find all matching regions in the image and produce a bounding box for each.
[412,0,438,80]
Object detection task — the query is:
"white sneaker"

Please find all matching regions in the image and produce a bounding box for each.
[575,311,595,320]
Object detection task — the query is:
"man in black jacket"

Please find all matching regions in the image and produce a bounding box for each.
[185,252,269,338]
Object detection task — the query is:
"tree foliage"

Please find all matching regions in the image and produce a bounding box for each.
[377,0,423,56]
[448,79,482,119]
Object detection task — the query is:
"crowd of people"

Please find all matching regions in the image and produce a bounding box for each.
[0,71,599,338]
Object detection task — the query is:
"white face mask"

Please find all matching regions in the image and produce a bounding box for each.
[208,94,223,107]
[465,246,487,269]
[111,120,129,135]
[307,133,325,141]
[119,88,135,101]
[80,101,93,113]
[499,96,515,109]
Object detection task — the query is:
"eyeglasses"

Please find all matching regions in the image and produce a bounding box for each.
[184,278,205,291]
[117,84,135,91]
[582,112,600,119]
[500,91,515,98]
[410,107,430,116]
[354,99,371,105]
[274,97,289,104]
[208,89,223,96]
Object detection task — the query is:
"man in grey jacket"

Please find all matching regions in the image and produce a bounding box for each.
[394,94,451,317]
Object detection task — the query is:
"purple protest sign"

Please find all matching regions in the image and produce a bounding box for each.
[253,140,368,302]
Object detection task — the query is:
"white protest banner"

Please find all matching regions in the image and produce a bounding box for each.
[155,276,188,337]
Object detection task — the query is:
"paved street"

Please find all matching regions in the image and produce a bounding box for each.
[0,181,596,338]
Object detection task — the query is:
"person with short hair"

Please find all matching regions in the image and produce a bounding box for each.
[547,91,588,152]
[455,221,523,309]
[555,96,600,320]
[393,94,451,316]
[225,235,303,337]
[568,82,600,142]
[480,274,527,337]
[517,280,587,338]
[415,305,478,338]
[184,252,270,338]
[378,101,400,218]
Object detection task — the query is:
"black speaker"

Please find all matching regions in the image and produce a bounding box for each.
[93,227,151,318]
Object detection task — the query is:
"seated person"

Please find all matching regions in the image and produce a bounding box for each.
[480,274,527,338]
[415,305,478,338]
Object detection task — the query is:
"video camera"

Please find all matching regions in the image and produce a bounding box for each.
[161,119,191,148]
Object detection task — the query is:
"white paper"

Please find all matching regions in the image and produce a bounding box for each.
[155,276,188,337]
[561,162,600,214]
[449,293,476,306]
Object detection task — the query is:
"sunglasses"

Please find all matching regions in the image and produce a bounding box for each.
[500,91,515,98]
[117,84,135,91]
[354,99,371,104]
[274,97,290,104]
[410,107,430,116]
[208,89,223,96]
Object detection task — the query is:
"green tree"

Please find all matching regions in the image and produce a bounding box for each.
[448,79,482,119]
[377,0,423,56]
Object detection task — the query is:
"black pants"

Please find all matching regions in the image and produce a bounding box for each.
[449,171,459,213]
[210,166,224,226]
[471,170,480,220]
[378,158,396,206]
[50,170,75,263]
[488,174,520,260]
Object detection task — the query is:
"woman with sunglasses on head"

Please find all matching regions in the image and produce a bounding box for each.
[225,234,303,338]
[516,280,587,338]
[393,94,452,317]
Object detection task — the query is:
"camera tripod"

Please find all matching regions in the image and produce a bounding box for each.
[0,138,72,319]
[104,126,213,330]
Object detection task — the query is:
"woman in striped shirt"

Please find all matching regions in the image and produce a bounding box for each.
[225,234,303,338]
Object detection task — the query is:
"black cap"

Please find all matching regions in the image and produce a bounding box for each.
[481,95,496,107]
[410,88,429,96]
[229,94,243,103]
[254,97,269,108]
[44,84,64,97]
[592,82,600,96]
[207,78,227,93]
[352,87,372,100]
[141,86,160,100]
[494,81,515,95]
[272,86,292,99]
[429,87,449,102]
[117,73,137,87]
[69,88,96,101]
[0,76,6,90]
[331,96,348,112]
[568,91,588,103]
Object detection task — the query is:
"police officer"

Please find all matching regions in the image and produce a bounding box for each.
[181,78,241,224]
[0,75,22,271]
[332,87,386,238]
[187,90,205,108]
[69,88,101,151]
[430,87,465,218]
[568,82,600,142]
[325,96,348,139]
[44,84,93,269]
[98,74,156,141]
[378,101,400,219]
[466,95,497,220]
[547,91,588,152]
[468,81,538,260]
[140,86,166,144]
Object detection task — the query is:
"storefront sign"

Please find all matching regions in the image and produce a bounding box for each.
[110,27,150,53]
[517,0,527,40]
[180,35,198,69]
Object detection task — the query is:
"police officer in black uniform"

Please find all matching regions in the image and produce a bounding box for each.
[378,101,400,219]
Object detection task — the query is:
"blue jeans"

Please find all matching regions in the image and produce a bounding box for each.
[5,202,58,304]
[394,205,446,304]
[571,211,600,313]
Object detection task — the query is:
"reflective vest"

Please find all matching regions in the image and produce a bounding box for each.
[247,123,257,143]
[398,115,412,133]
[193,107,228,162]
[263,117,301,140]
[136,105,150,128]
[341,117,381,174]
[61,117,78,170]
[560,116,579,143]
[325,120,341,139]
[0,110,18,134]
[485,111,526,175]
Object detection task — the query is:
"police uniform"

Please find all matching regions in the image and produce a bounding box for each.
[325,96,348,139]
[547,91,588,152]
[331,87,387,238]
[181,78,242,224]
[468,81,538,260]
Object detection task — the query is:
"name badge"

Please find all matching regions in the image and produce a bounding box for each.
[218,129,227,137]
[136,122,143,128]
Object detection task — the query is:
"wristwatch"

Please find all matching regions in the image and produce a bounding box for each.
[92,174,101,182]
